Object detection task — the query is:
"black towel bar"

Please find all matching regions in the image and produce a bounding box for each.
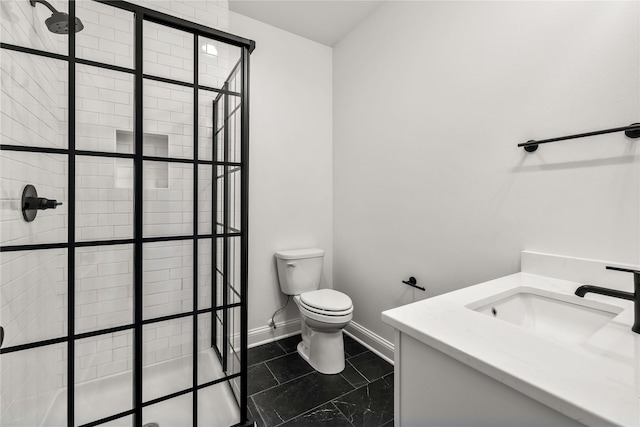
[519,123,640,152]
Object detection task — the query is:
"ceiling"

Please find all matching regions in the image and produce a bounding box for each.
[228,1,384,46]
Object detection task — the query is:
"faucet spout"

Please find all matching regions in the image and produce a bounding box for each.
[574,285,633,300]
[575,266,639,334]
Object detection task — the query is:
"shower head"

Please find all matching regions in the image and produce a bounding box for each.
[29,0,84,34]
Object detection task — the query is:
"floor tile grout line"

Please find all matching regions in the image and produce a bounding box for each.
[248,350,289,367]
[249,369,316,399]
[263,361,281,386]
[331,399,356,427]
[348,360,373,384]
[341,361,368,388]
[249,394,268,427]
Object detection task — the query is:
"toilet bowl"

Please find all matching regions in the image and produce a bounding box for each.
[294,289,353,374]
[275,248,354,374]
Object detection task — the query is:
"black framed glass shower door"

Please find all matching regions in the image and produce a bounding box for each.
[0,1,253,426]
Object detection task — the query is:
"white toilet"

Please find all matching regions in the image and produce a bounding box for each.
[275,248,353,374]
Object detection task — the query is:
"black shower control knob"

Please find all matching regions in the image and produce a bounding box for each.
[37,197,62,210]
[21,185,63,222]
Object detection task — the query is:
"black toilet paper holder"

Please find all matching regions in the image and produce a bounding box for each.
[402,277,425,291]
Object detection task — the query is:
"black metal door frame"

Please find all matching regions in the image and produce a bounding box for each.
[0,1,253,426]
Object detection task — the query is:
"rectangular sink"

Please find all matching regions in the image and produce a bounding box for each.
[466,287,624,344]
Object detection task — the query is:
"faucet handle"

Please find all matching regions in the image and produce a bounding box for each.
[606,266,640,275]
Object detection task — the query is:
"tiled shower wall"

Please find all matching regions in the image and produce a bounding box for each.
[1,0,234,424]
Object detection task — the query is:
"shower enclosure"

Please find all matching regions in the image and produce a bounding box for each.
[0,0,254,425]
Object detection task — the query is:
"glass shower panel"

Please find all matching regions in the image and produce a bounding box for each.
[0,0,68,55]
[76,155,134,241]
[198,89,218,161]
[142,79,194,159]
[143,21,194,84]
[197,312,223,385]
[228,167,242,233]
[0,151,68,246]
[0,343,67,427]
[75,244,134,334]
[0,249,67,347]
[143,392,192,426]
[74,331,133,426]
[198,35,241,90]
[76,1,134,69]
[142,161,193,237]
[143,240,193,320]
[215,166,224,234]
[228,306,242,378]
[198,164,213,234]
[198,381,240,427]
[214,100,225,162]
[142,318,193,402]
[198,238,213,310]
[0,49,68,149]
[228,236,242,304]
[75,64,134,153]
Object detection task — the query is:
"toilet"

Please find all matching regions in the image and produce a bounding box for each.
[275,248,353,374]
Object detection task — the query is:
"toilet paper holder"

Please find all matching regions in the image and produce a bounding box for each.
[402,276,425,291]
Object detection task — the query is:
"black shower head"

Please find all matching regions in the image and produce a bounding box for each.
[30,0,84,34]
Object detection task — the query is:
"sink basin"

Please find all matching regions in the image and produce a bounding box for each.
[466,286,624,344]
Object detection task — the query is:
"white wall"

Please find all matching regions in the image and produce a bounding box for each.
[333,1,640,344]
[228,12,333,340]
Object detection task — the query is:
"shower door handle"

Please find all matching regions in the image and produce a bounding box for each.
[0,326,4,348]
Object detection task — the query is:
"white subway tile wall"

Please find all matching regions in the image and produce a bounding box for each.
[143,79,194,159]
[0,249,67,346]
[142,318,193,401]
[0,49,68,150]
[0,344,66,427]
[143,161,194,237]
[76,1,134,69]
[73,331,133,425]
[198,164,213,234]
[0,151,69,245]
[143,240,193,319]
[197,239,212,309]
[0,0,68,55]
[144,21,194,83]
[76,64,134,153]
[1,0,235,422]
[75,245,134,333]
[76,155,134,241]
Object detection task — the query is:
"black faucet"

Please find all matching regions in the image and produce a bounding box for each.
[575,266,639,334]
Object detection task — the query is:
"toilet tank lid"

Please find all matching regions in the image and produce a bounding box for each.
[275,248,324,260]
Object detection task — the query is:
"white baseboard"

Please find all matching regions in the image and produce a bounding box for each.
[344,321,395,365]
[248,318,396,365]
[248,318,301,348]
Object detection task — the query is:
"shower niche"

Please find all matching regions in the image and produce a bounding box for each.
[115,130,169,189]
[0,1,254,426]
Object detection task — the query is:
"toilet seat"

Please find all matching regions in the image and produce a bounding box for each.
[294,289,353,325]
[300,289,352,312]
[296,289,353,316]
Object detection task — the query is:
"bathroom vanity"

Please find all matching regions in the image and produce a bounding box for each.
[382,252,640,427]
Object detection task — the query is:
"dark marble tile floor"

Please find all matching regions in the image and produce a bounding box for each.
[248,334,394,427]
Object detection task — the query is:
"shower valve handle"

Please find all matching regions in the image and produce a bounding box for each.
[24,197,62,210]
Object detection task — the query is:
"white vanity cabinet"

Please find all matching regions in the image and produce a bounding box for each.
[392,330,584,427]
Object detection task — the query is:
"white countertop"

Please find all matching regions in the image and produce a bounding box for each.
[382,271,640,427]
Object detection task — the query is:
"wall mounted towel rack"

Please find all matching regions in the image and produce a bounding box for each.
[519,123,640,152]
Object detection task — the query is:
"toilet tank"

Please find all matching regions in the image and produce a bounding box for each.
[275,248,324,295]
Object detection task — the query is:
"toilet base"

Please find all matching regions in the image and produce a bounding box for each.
[297,328,345,375]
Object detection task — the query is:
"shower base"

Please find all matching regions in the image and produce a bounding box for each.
[42,350,239,427]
